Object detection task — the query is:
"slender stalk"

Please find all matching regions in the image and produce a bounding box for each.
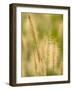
[28,14,42,62]
[53,40,55,73]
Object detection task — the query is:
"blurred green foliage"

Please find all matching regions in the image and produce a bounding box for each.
[21,13,63,77]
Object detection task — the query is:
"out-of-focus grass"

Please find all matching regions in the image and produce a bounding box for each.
[21,13,63,77]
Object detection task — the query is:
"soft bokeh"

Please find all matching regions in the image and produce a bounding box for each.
[21,13,63,77]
